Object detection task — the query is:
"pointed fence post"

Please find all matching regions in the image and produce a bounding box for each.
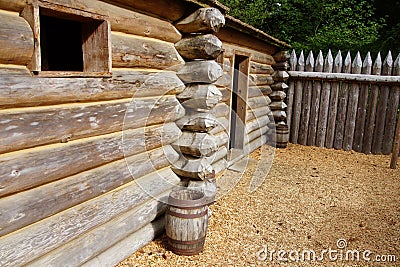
[326,51,343,148]
[383,53,400,154]
[343,51,362,151]
[373,51,393,154]
[286,50,297,138]
[307,50,324,146]
[316,50,333,147]
[353,52,372,152]
[291,51,304,144]
[334,51,352,150]
[363,53,382,154]
[298,51,315,145]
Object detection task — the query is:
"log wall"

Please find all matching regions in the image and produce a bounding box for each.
[0,0,188,266]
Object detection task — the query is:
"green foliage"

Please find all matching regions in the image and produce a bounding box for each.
[220,0,389,55]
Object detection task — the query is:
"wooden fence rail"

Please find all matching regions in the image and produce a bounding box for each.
[286,50,400,156]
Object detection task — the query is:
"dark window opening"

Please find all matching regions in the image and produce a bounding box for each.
[40,14,84,71]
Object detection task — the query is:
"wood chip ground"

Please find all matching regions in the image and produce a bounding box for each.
[117,144,400,266]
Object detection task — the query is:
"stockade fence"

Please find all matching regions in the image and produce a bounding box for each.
[286,50,400,159]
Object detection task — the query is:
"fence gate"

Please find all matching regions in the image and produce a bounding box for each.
[286,50,400,155]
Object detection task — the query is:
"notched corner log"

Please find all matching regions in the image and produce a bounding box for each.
[177,84,222,110]
[171,131,218,157]
[177,60,223,84]
[175,34,223,60]
[175,8,225,33]
[272,71,290,82]
[176,113,219,132]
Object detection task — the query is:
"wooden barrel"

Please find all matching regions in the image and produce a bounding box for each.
[165,189,208,256]
[275,124,289,148]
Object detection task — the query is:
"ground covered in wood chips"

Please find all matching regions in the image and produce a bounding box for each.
[117,144,400,266]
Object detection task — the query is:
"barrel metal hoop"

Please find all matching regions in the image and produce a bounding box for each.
[168,236,206,245]
[166,208,208,219]
[168,203,208,210]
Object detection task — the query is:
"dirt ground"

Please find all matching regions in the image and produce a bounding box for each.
[117,144,400,266]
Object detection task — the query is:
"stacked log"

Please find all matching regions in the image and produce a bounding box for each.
[271,51,290,148]
[171,8,226,181]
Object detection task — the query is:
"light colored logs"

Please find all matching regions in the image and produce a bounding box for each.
[290,51,304,144]
[248,86,272,98]
[172,131,219,157]
[175,8,225,33]
[247,95,272,109]
[210,103,229,118]
[177,60,223,84]
[250,62,274,74]
[246,115,270,134]
[246,106,270,121]
[0,145,179,237]
[223,43,275,65]
[0,70,185,108]
[0,11,34,66]
[244,134,267,155]
[249,74,274,86]
[0,96,185,154]
[214,73,231,88]
[172,147,227,179]
[269,101,287,110]
[0,168,180,267]
[175,34,222,60]
[109,0,186,21]
[111,32,184,70]
[176,113,218,132]
[177,84,222,110]
[247,125,269,144]
[209,117,229,135]
[0,123,180,197]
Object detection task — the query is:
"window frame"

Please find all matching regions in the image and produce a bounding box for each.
[21,0,112,77]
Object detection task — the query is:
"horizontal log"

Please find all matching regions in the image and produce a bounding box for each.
[0,0,26,11]
[28,192,169,267]
[270,101,288,110]
[0,168,180,266]
[272,110,287,120]
[34,0,182,43]
[209,117,229,135]
[215,130,229,147]
[246,106,271,121]
[175,8,225,33]
[244,133,267,155]
[273,50,290,62]
[271,82,289,91]
[247,125,269,144]
[0,11,34,66]
[109,0,186,21]
[0,96,185,154]
[288,71,400,84]
[209,103,230,118]
[272,61,290,71]
[112,32,184,70]
[211,158,228,176]
[223,43,275,65]
[247,95,272,109]
[177,60,223,84]
[177,84,222,109]
[176,113,218,132]
[172,131,219,157]
[250,62,274,74]
[269,91,286,101]
[0,145,179,237]
[0,69,185,108]
[172,146,227,179]
[81,217,165,267]
[246,115,270,134]
[0,123,180,197]
[175,34,222,60]
[248,85,272,98]
[272,71,290,82]
[250,74,274,86]
[217,87,230,102]
[214,73,232,87]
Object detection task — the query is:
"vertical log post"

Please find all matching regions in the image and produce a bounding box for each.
[290,51,304,144]
[390,108,400,169]
[286,50,297,136]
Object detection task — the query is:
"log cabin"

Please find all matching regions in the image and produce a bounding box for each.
[0,0,289,265]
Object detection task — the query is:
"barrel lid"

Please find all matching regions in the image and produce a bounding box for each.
[168,189,207,208]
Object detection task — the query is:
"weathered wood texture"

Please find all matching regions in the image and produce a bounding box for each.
[24,191,168,266]
[175,34,222,60]
[0,96,185,154]
[175,8,225,33]
[290,51,304,143]
[176,113,218,132]
[0,123,180,197]
[0,11,34,66]
[109,0,186,21]
[111,32,184,70]
[172,132,218,157]
[0,168,180,266]
[249,74,274,86]
[177,60,223,84]
[287,50,400,155]
[286,50,297,132]
[249,62,274,74]
[177,84,222,110]
[0,69,184,108]
[390,108,400,169]
[223,43,275,65]
[0,0,26,11]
